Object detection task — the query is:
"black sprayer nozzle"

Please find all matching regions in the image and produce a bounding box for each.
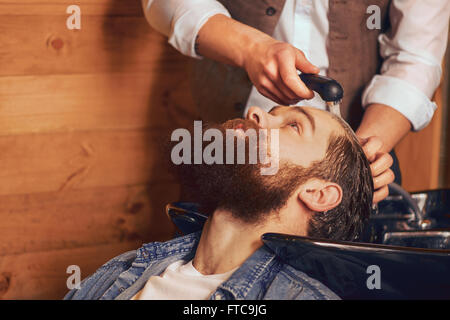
[299,73,343,102]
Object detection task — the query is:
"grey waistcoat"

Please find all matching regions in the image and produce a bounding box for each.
[191,0,390,129]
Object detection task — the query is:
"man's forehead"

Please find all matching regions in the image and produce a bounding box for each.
[269,105,350,137]
[269,105,322,115]
[268,105,290,114]
[269,105,329,122]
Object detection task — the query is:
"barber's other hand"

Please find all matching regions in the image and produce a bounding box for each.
[243,39,320,105]
[359,136,395,203]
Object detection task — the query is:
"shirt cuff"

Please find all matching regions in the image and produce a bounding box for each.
[168,1,231,59]
[362,75,437,131]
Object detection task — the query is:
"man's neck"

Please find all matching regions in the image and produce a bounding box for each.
[192,196,309,275]
[192,209,269,275]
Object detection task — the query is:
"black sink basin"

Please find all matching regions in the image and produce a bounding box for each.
[261,232,450,299]
[166,188,450,299]
[383,231,450,249]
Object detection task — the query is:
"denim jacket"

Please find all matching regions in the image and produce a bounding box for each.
[64,231,340,300]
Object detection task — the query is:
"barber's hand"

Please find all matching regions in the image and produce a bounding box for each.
[359,136,395,203]
[243,39,320,105]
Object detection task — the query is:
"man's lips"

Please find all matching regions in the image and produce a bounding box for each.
[223,119,260,131]
[234,123,244,130]
[219,118,273,158]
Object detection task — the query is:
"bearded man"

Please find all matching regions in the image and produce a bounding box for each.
[64,105,373,300]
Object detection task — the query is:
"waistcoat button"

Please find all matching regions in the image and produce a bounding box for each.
[234,102,245,111]
[266,7,276,16]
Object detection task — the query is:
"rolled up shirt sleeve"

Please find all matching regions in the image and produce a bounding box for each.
[362,0,450,131]
[141,0,231,59]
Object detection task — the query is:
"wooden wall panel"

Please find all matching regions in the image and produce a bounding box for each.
[0,241,142,300]
[0,72,197,135]
[0,16,180,76]
[0,183,178,256]
[395,69,445,192]
[0,0,197,299]
[0,129,172,196]
[0,0,143,16]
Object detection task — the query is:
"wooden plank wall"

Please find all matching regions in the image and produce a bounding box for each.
[0,0,199,299]
[395,63,446,192]
[443,43,450,189]
[395,89,443,191]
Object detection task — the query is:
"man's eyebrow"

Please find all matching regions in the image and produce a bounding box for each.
[268,106,282,114]
[268,106,315,132]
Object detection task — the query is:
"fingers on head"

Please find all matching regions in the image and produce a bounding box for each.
[373,185,389,204]
[371,152,394,176]
[362,136,384,161]
[373,169,395,190]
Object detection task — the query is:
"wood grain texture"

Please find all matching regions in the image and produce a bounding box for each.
[0,183,178,256]
[0,0,198,300]
[0,0,143,16]
[0,72,198,136]
[395,72,445,192]
[0,129,177,196]
[0,241,143,299]
[0,15,184,76]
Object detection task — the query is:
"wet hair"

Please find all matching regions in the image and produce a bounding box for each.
[305,117,374,241]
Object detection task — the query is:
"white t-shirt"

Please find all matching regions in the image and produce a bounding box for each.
[131,260,237,300]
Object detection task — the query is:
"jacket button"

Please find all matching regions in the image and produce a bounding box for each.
[266,7,276,16]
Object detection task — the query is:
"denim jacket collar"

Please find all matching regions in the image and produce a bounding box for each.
[213,245,281,300]
[137,231,201,263]
[104,232,201,300]
[110,231,281,300]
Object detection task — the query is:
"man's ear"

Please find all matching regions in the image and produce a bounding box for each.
[298,179,342,212]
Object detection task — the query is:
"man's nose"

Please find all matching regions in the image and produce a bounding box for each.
[246,106,270,128]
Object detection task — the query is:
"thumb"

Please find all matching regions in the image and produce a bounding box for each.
[361,136,383,162]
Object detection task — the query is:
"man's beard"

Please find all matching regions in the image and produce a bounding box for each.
[171,120,311,224]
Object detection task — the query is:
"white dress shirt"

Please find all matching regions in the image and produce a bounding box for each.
[142,0,449,131]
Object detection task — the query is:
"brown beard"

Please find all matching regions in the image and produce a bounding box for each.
[170,121,311,224]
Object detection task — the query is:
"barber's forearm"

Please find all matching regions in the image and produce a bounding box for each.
[196,14,271,68]
[196,14,319,104]
[356,103,412,153]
